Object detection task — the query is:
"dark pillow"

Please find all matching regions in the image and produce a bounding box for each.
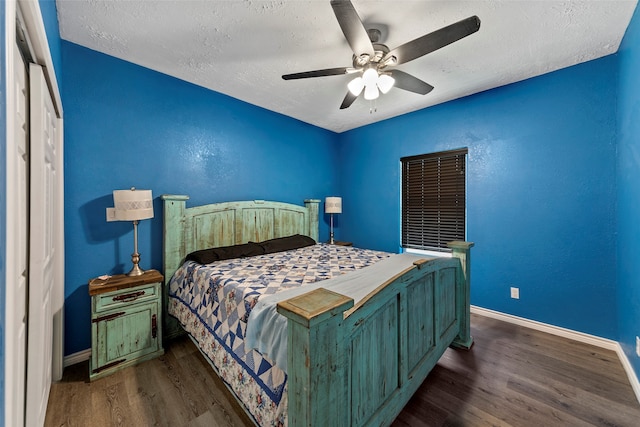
[186,242,264,264]
[256,234,316,254]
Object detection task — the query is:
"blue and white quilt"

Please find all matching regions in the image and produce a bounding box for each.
[167,243,391,426]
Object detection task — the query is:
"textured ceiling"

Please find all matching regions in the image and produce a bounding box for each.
[56,0,638,133]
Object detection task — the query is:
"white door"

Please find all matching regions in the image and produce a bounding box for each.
[26,63,58,427]
[6,35,30,427]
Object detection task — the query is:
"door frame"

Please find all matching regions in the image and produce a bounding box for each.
[4,1,64,426]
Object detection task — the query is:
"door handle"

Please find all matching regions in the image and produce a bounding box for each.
[151,314,157,338]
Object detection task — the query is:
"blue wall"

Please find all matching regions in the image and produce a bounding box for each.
[61,41,339,355]
[1,4,7,423]
[339,57,619,340]
[617,5,640,378]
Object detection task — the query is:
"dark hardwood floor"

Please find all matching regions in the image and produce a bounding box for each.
[45,313,640,426]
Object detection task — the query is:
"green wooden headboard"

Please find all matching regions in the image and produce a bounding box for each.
[161,195,320,282]
[160,195,321,338]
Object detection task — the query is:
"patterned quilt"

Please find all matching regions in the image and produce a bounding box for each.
[168,243,391,426]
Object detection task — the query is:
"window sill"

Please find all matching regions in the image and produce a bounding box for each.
[404,248,452,258]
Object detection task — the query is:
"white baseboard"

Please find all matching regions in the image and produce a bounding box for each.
[471,306,640,405]
[615,343,640,405]
[471,306,618,349]
[63,348,90,368]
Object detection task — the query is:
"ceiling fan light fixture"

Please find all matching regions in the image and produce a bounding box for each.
[377,74,395,94]
[364,83,379,100]
[348,76,365,96]
[362,68,378,86]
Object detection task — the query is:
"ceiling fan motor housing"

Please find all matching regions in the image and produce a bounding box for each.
[353,43,391,69]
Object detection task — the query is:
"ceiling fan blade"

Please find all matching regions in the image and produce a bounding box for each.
[389,70,434,95]
[330,0,375,58]
[340,91,358,109]
[282,67,352,80]
[385,15,480,65]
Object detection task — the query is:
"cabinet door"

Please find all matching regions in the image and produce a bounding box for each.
[92,301,160,374]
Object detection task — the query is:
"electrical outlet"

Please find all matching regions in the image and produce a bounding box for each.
[510,287,519,299]
[636,336,640,357]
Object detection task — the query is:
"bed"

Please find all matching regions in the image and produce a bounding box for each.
[162,195,474,426]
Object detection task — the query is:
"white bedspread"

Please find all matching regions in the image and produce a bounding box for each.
[245,253,433,372]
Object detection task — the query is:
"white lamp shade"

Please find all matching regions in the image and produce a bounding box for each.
[325,197,342,214]
[364,83,379,100]
[113,189,154,221]
[348,76,365,96]
[362,68,378,86]
[377,74,395,94]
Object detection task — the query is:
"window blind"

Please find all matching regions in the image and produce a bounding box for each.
[401,148,467,251]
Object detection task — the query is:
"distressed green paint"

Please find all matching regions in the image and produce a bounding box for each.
[278,244,474,426]
[350,298,399,425]
[90,282,163,381]
[241,208,275,241]
[277,289,354,427]
[194,210,236,249]
[437,267,457,341]
[161,194,473,424]
[448,241,475,349]
[406,272,435,372]
[94,283,159,312]
[161,195,321,340]
[303,199,320,243]
[161,194,190,284]
[104,307,153,361]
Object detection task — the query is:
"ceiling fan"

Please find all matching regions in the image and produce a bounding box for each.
[282,0,481,109]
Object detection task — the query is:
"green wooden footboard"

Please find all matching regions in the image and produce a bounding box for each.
[277,242,474,426]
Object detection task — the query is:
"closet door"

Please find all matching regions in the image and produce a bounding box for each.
[6,36,30,427]
[26,63,59,427]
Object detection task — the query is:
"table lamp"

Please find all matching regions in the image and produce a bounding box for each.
[107,188,154,276]
[325,196,342,244]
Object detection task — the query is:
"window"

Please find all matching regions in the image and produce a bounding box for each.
[401,148,467,252]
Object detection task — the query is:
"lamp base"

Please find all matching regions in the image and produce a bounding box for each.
[127,264,145,277]
[127,251,145,276]
[329,212,335,244]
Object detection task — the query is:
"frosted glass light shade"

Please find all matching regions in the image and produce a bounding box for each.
[113,188,154,221]
[377,74,395,94]
[348,77,365,96]
[325,197,342,214]
[362,68,378,86]
[364,83,379,100]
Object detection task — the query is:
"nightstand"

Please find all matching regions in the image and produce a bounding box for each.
[332,241,353,246]
[88,269,164,381]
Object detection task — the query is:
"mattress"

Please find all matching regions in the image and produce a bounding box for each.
[167,243,391,426]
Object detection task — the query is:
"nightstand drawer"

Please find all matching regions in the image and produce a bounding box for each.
[93,283,160,313]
